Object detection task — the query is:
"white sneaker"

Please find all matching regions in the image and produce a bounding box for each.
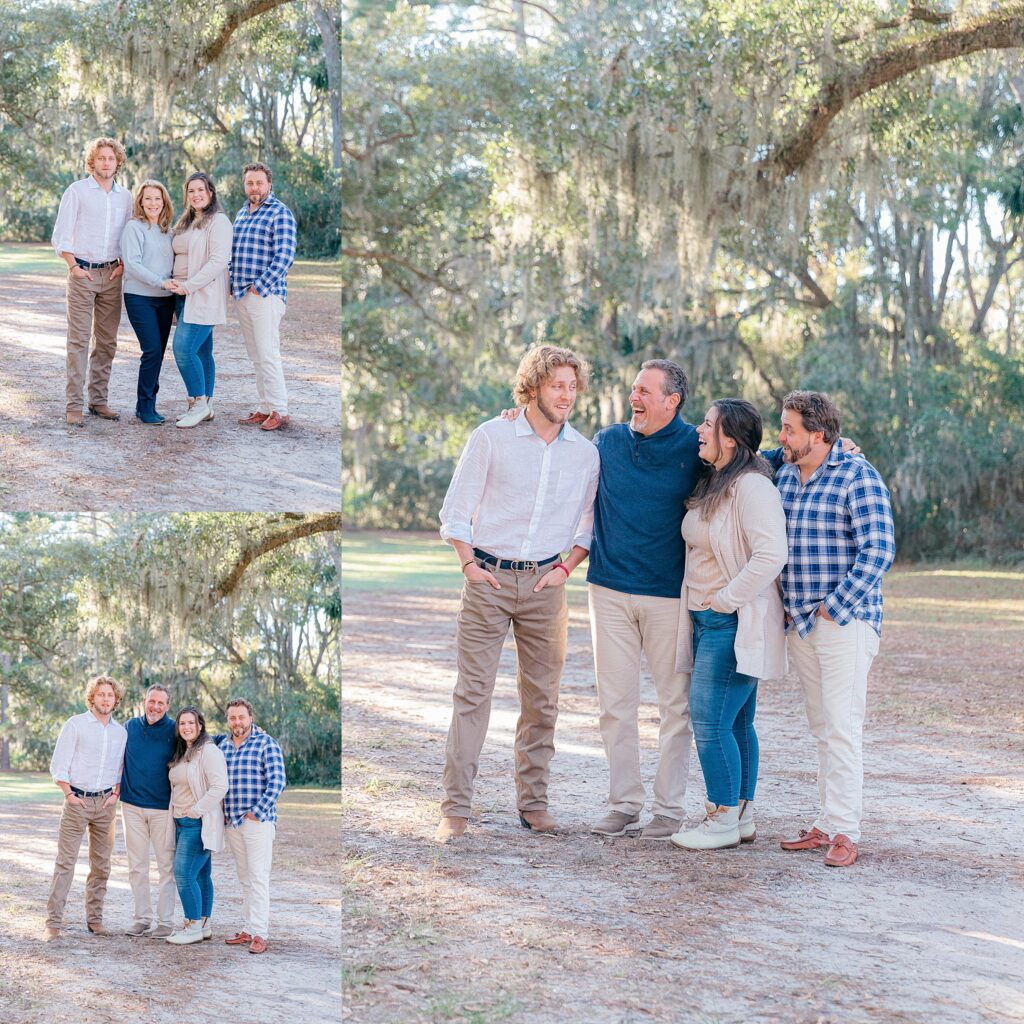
[202,399,214,422]
[670,805,741,850]
[165,920,204,945]
[176,398,209,429]
[201,916,212,940]
[706,798,756,843]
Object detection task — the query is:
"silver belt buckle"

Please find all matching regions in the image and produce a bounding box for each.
[516,560,538,573]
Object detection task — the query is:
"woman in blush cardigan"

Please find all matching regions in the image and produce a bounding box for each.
[166,172,232,429]
[669,399,788,852]
[163,707,228,945]
[121,180,176,424]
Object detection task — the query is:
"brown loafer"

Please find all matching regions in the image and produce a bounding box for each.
[66,410,85,428]
[88,404,120,421]
[518,809,558,832]
[87,922,109,936]
[238,411,270,425]
[248,935,268,954]
[259,411,289,431]
[434,816,468,844]
[824,834,859,867]
[780,826,831,851]
[225,931,253,945]
[41,926,61,942]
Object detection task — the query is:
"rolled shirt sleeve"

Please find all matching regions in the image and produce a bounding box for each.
[253,206,297,297]
[51,186,80,257]
[49,718,77,783]
[571,458,600,551]
[251,738,287,821]
[823,466,896,624]
[439,427,492,546]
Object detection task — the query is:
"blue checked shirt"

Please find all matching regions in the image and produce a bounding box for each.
[217,725,287,827]
[230,193,297,302]
[776,441,895,638]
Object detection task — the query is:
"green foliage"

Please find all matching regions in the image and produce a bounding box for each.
[0,514,341,783]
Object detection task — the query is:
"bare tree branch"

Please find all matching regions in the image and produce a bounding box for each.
[764,8,1024,182]
[200,0,294,67]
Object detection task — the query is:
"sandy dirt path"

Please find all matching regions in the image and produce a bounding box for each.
[0,251,339,511]
[0,785,340,1024]
[343,570,1024,1024]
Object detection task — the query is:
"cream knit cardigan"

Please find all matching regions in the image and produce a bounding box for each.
[161,739,229,854]
[675,471,789,681]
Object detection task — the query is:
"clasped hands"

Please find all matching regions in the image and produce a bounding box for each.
[162,279,186,295]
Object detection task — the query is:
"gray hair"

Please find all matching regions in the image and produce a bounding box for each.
[641,359,689,409]
[145,684,170,699]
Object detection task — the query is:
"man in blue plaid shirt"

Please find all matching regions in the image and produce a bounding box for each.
[231,162,297,432]
[775,391,895,868]
[217,698,287,954]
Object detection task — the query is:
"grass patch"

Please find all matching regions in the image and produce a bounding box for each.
[342,530,588,598]
[0,243,63,276]
[0,772,62,802]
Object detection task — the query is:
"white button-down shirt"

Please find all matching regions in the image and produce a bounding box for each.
[439,414,600,560]
[49,710,128,792]
[51,177,133,263]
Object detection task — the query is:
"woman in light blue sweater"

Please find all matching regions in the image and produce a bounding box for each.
[122,181,177,423]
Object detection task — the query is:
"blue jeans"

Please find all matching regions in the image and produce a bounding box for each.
[172,295,215,398]
[123,293,175,415]
[173,817,213,920]
[688,609,759,807]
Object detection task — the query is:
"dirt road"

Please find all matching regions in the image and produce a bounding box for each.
[0,251,340,511]
[343,569,1024,1024]
[0,785,340,1024]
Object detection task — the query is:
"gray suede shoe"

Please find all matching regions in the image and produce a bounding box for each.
[639,814,681,840]
[124,921,150,936]
[589,810,641,836]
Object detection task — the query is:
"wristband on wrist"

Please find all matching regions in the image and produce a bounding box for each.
[460,559,475,572]
[554,563,570,578]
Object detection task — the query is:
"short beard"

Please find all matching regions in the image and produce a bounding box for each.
[784,440,813,463]
[535,395,568,426]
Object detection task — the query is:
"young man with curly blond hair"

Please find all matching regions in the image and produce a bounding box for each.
[51,137,133,427]
[434,345,600,843]
[44,675,128,940]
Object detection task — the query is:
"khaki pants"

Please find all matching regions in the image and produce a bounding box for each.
[121,803,176,928]
[225,819,277,938]
[787,618,880,843]
[235,291,288,415]
[65,265,123,414]
[588,584,692,819]
[45,795,117,929]
[441,564,568,818]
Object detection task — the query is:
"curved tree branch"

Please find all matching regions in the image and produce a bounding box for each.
[196,513,342,613]
[765,8,1024,181]
[200,0,295,67]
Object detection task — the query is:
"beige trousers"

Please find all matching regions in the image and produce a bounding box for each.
[235,291,288,415]
[121,802,176,928]
[45,795,117,929]
[787,617,880,843]
[441,564,568,818]
[224,818,277,938]
[65,265,123,414]
[588,584,692,819]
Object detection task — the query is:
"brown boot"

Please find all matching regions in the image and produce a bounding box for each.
[88,404,120,420]
[518,809,558,832]
[66,410,85,428]
[434,816,468,843]
[41,926,61,942]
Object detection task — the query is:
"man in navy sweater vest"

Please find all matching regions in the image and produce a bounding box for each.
[120,685,178,937]
[588,360,702,839]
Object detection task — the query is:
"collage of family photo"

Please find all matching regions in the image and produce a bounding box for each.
[0,1,342,1022]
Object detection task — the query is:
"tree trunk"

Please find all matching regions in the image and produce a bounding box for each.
[311,0,342,171]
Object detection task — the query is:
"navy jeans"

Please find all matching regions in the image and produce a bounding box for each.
[688,609,759,807]
[173,817,213,920]
[172,295,215,399]
[124,293,175,416]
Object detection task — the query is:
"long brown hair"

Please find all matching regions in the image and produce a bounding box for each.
[686,399,772,520]
[169,706,211,766]
[173,172,223,233]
